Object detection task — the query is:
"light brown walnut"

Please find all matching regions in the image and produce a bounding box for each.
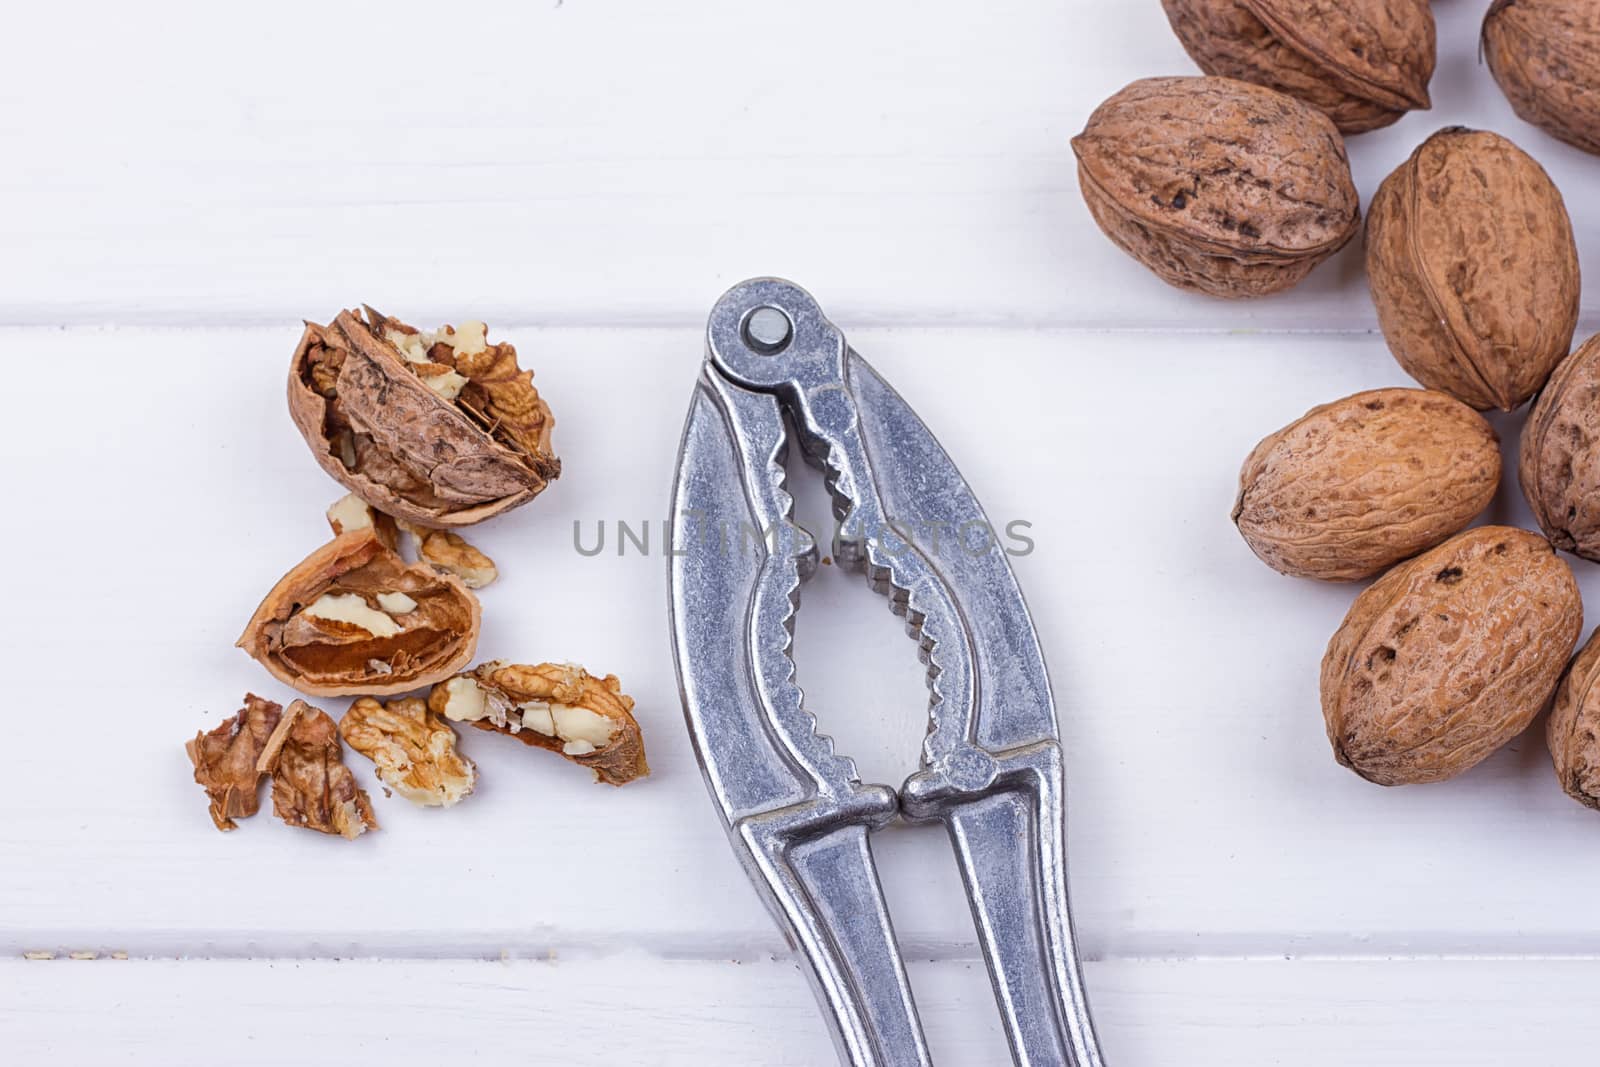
[1366,127,1579,411]
[288,308,560,528]
[430,661,649,786]
[1321,527,1581,786]
[185,694,283,832]
[257,700,379,839]
[1548,628,1600,810]
[339,696,477,807]
[1162,0,1435,133]
[1519,333,1600,561]
[1484,0,1600,157]
[1234,389,1500,581]
[237,529,480,697]
[1071,76,1360,298]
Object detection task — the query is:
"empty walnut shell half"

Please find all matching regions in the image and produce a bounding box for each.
[1234,389,1500,581]
[1321,526,1582,786]
[289,308,561,528]
[1521,333,1600,560]
[1548,627,1600,810]
[1484,0,1600,157]
[238,528,481,697]
[1366,127,1579,411]
[1072,76,1360,298]
[429,661,649,786]
[1162,0,1435,134]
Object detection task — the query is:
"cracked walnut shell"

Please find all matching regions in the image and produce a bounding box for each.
[1485,0,1600,157]
[186,694,283,831]
[1521,334,1600,561]
[258,700,378,838]
[1072,76,1360,298]
[430,662,649,786]
[1366,127,1579,411]
[1234,389,1499,581]
[1320,526,1581,786]
[289,308,560,528]
[1162,0,1435,134]
[237,528,481,697]
[340,696,477,807]
[1548,627,1600,810]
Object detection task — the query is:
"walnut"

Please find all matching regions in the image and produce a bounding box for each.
[288,308,560,528]
[339,696,477,807]
[1233,389,1500,581]
[1320,527,1582,786]
[257,700,378,838]
[1365,127,1579,411]
[1071,76,1360,298]
[396,520,498,589]
[326,493,399,550]
[1484,0,1600,157]
[429,661,649,786]
[1521,333,1600,560]
[1161,0,1435,134]
[185,694,283,831]
[1548,627,1600,810]
[237,528,481,697]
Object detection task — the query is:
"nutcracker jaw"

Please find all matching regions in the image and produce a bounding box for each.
[669,278,1105,1067]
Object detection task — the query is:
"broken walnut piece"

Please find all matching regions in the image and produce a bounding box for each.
[326,493,399,551]
[237,528,481,697]
[257,700,379,839]
[429,661,649,786]
[185,694,283,832]
[397,519,498,589]
[339,696,477,807]
[287,308,560,528]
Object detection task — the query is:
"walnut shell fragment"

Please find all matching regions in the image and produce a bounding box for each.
[237,528,481,697]
[289,308,560,528]
[1072,76,1360,298]
[185,694,283,831]
[1521,334,1600,560]
[257,700,379,839]
[1321,526,1582,786]
[429,662,649,786]
[1548,628,1600,810]
[339,696,477,807]
[1484,0,1600,157]
[1162,0,1435,134]
[1366,127,1579,411]
[1234,389,1500,581]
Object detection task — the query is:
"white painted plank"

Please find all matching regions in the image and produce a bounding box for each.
[4,325,1600,961]
[5,1,1599,328]
[5,956,1598,1065]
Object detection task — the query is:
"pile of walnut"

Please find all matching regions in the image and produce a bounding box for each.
[1079,4,1600,807]
[187,311,648,840]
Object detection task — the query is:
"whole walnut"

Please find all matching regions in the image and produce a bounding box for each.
[1366,127,1579,411]
[1234,389,1500,581]
[1161,0,1435,134]
[1548,628,1600,810]
[1071,76,1361,298]
[1321,526,1581,786]
[1484,0,1600,156]
[1520,333,1600,560]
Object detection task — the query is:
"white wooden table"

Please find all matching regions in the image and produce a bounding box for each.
[5,2,1600,1063]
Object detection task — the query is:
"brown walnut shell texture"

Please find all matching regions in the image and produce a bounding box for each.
[258,700,379,839]
[1321,526,1582,786]
[237,528,481,697]
[1161,0,1435,134]
[1072,76,1360,298]
[1234,389,1500,581]
[1520,334,1600,559]
[289,308,560,528]
[1484,0,1600,157]
[1366,127,1579,412]
[1547,627,1600,809]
